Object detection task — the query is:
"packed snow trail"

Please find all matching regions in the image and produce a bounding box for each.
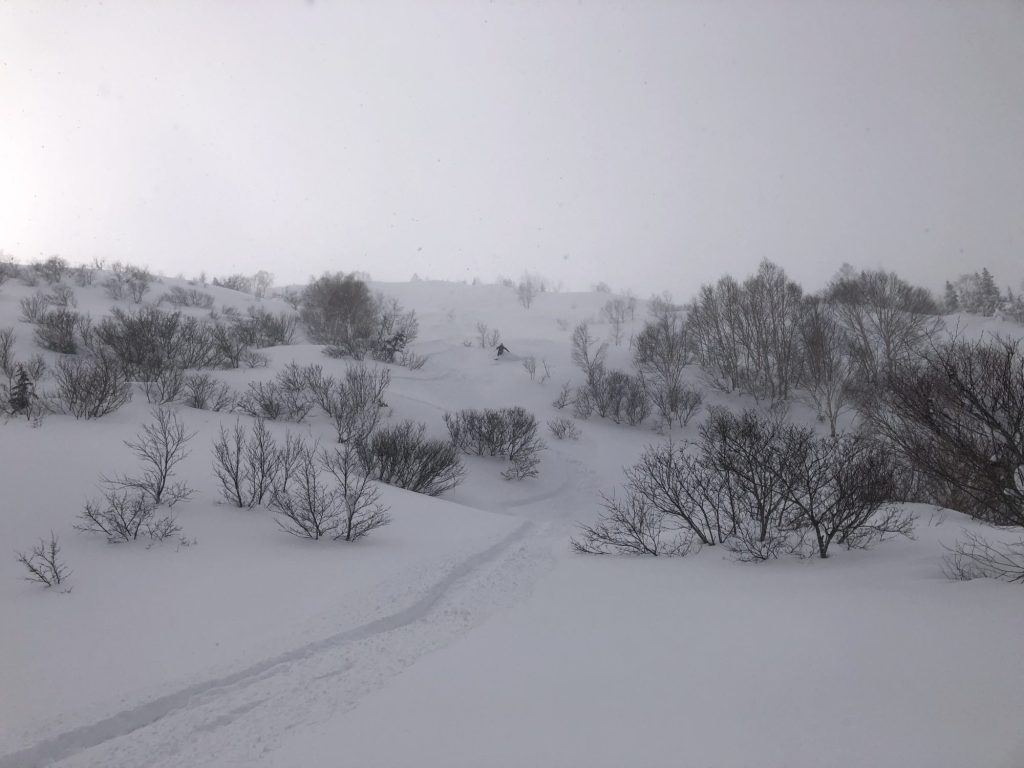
[0,519,542,768]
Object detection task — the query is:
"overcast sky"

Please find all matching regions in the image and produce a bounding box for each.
[1,1,1022,297]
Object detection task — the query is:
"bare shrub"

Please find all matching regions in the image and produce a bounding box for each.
[371,296,418,362]
[319,363,390,444]
[445,407,545,480]
[16,533,70,588]
[20,292,50,324]
[34,310,83,354]
[673,386,703,427]
[782,431,913,558]
[102,408,195,506]
[396,349,428,370]
[75,489,179,543]
[212,418,283,508]
[183,373,235,411]
[358,420,464,496]
[872,336,1024,526]
[236,373,314,422]
[601,297,629,345]
[301,272,378,358]
[571,322,607,384]
[141,364,185,405]
[827,266,941,385]
[798,297,857,436]
[552,381,574,410]
[548,417,580,440]
[633,296,691,426]
[52,352,133,419]
[46,284,77,308]
[213,273,254,294]
[232,306,298,348]
[944,531,1024,583]
[34,256,68,284]
[523,356,537,380]
[240,349,270,368]
[269,442,387,541]
[73,264,95,287]
[572,493,688,556]
[0,327,15,379]
[161,286,215,309]
[322,445,391,541]
[516,273,543,309]
[476,321,490,349]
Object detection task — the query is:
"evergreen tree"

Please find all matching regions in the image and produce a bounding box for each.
[943,281,959,313]
[978,268,999,316]
[9,364,33,416]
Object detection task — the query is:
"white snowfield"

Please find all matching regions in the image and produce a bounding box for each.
[1,276,1023,768]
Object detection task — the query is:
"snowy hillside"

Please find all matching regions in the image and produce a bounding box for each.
[2,272,1023,768]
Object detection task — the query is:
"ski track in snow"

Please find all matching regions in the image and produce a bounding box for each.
[0,519,544,768]
[1,451,600,768]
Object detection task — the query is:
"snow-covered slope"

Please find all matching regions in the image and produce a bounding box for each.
[1,275,1023,768]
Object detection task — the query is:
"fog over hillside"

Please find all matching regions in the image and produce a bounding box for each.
[2,4,1023,768]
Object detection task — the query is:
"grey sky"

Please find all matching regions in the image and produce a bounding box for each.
[2,1,1022,297]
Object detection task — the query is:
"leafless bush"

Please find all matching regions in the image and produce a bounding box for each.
[241,349,270,368]
[75,489,179,543]
[445,407,545,480]
[601,297,629,345]
[46,284,77,308]
[798,297,856,436]
[572,494,689,556]
[236,379,314,422]
[183,373,235,411]
[358,420,464,496]
[20,292,50,324]
[871,336,1024,526]
[212,418,284,508]
[0,327,15,379]
[73,264,95,287]
[516,274,543,309]
[269,442,388,540]
[95,307,220,377]
[371,296,418,362]
[325,363,390,444]
[161,286,215,308]
[34,309,83,354]
[571,322,607,384]
[782,431,913,558]
[396,349,428,370]
[301,272,378,358]
[141,364,186,405]
[552,381,574,410]
[548,417,580,440]
[827,266,941,385]
[52,352,133,419]
[633,297,691,425]
[322,445,391,541]
[231,306,298,348]
[102,408,195,506]
[588,369,649,425]
[476,321,491,349]
[944,531,1024,583]
[16,533,70,588]
[673,386,704,427]
[523,356,537,380]
[487,328,502,347]
[212,273,254,294]
[34,256,68,284]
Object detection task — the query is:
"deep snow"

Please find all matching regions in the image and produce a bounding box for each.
[1,275,1022,768]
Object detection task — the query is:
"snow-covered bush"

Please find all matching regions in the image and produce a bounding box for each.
[445,407,545,481]
[51,351,133,419]
[15,533,70,588]
[358,420,464,496]
[236,379,314,422]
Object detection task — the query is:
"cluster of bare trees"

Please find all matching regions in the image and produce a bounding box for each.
[445,406,546,479]
[574,407,914,560]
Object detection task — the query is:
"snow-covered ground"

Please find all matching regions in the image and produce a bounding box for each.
[2,275,1023,768]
